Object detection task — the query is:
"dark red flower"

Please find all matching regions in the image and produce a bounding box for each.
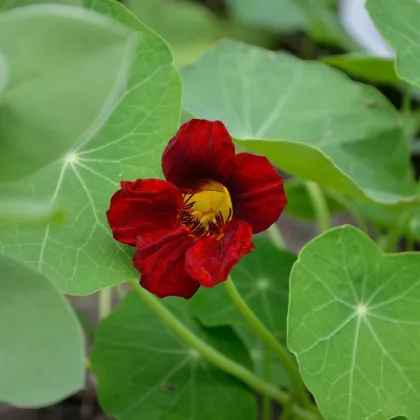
[106,119,286,299]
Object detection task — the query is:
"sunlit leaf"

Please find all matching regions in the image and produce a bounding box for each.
[190,238,295,386]
[0,3,137,182]
[367,0,420,88]
[91,293,257,420]
[0,254,84,407]
[0,0,181,295]
[288,225,420,420]
[182,40,416,205]
[322,54,400,85]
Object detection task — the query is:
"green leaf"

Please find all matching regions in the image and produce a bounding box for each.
[367,0,420,88]
[288,225,420,420]
[296,0,359,51]
[0,193,64,224]
[0,53,8,95]
[125,0,220,68]
[182,40,416,204]
[0,0,181,295]
[322,54,400,85]
[226,0,307,33]
[190,238,295,386]
[91,293,257,420]
[0,4,138,183]
[0,0,82,11]
[0,254,84,407]
[285,179,344,220]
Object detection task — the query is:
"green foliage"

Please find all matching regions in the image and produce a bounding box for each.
[0,0,181,295]
[0,3,137,182]
[322,54,400,85]
[226,0,306,33]
[367,0,420,88]
[285,179,344,220]
[190,238,295,386]
[182,40,416,205]
[0,193,64,224]
[0,254,84,407]
[125,0,220,68]
[289,226,420,420]
[91,293,257,420]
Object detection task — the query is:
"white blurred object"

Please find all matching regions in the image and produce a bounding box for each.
[339,0,394,57]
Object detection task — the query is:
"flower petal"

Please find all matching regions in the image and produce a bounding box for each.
[228,153,286,234]
[134,228,200,299]
[185,220,254,287]
[106,179,183,246]
[162,119,235,188]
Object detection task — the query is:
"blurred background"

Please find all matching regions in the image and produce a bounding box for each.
[2,0,419,419]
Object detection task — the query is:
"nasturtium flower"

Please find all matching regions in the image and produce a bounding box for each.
[107,119,286,299]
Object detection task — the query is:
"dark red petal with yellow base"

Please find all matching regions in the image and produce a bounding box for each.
[162,119,235,188]
[228,153,286,234]
[185,220,254,288]
[134,228,200,299]
[106,179,183,246]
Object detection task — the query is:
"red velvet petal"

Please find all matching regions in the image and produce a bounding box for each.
[185,220,254,288]
[106,179,183,246]
[162,119,235,188]
[228,153,286,234]
[134,228,200,299]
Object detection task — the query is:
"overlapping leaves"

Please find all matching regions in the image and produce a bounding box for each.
[182,40,416,205]
[0,0,181,295]
[91,294,257,420]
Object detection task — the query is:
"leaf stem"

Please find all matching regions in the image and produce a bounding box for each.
[128,280,319,420]
[381,212,413,253]
[266,224,286,249]
[262,345,271,420]
[223,277,312,410]
[98,287,113,320]
[304,181,330,234]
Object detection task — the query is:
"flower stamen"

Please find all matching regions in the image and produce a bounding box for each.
[179,180,233,237]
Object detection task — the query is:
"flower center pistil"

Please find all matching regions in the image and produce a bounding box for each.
[180,180,233,236]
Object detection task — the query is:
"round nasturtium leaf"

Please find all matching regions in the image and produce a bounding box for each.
[91,294,257,420]
[367,0,420,88]
[182,40,416,205]
[0,254,84,407]
[0,3,138,182]
[288,225,420,420]
[0,0,182,295]
[190,238,296,386]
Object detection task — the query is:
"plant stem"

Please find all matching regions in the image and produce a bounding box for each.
[326,190,369,235]
[266,224,286,250]
[304,181,330,234]
[279,396,294,420]
[262,345,271,420]
[98,287,113,320]
[128,280,319,420]
[223,277,312,410]
[381,212,412,253]
[406,236,415,252]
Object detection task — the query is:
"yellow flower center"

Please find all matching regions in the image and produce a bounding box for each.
[181,180,233,236]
